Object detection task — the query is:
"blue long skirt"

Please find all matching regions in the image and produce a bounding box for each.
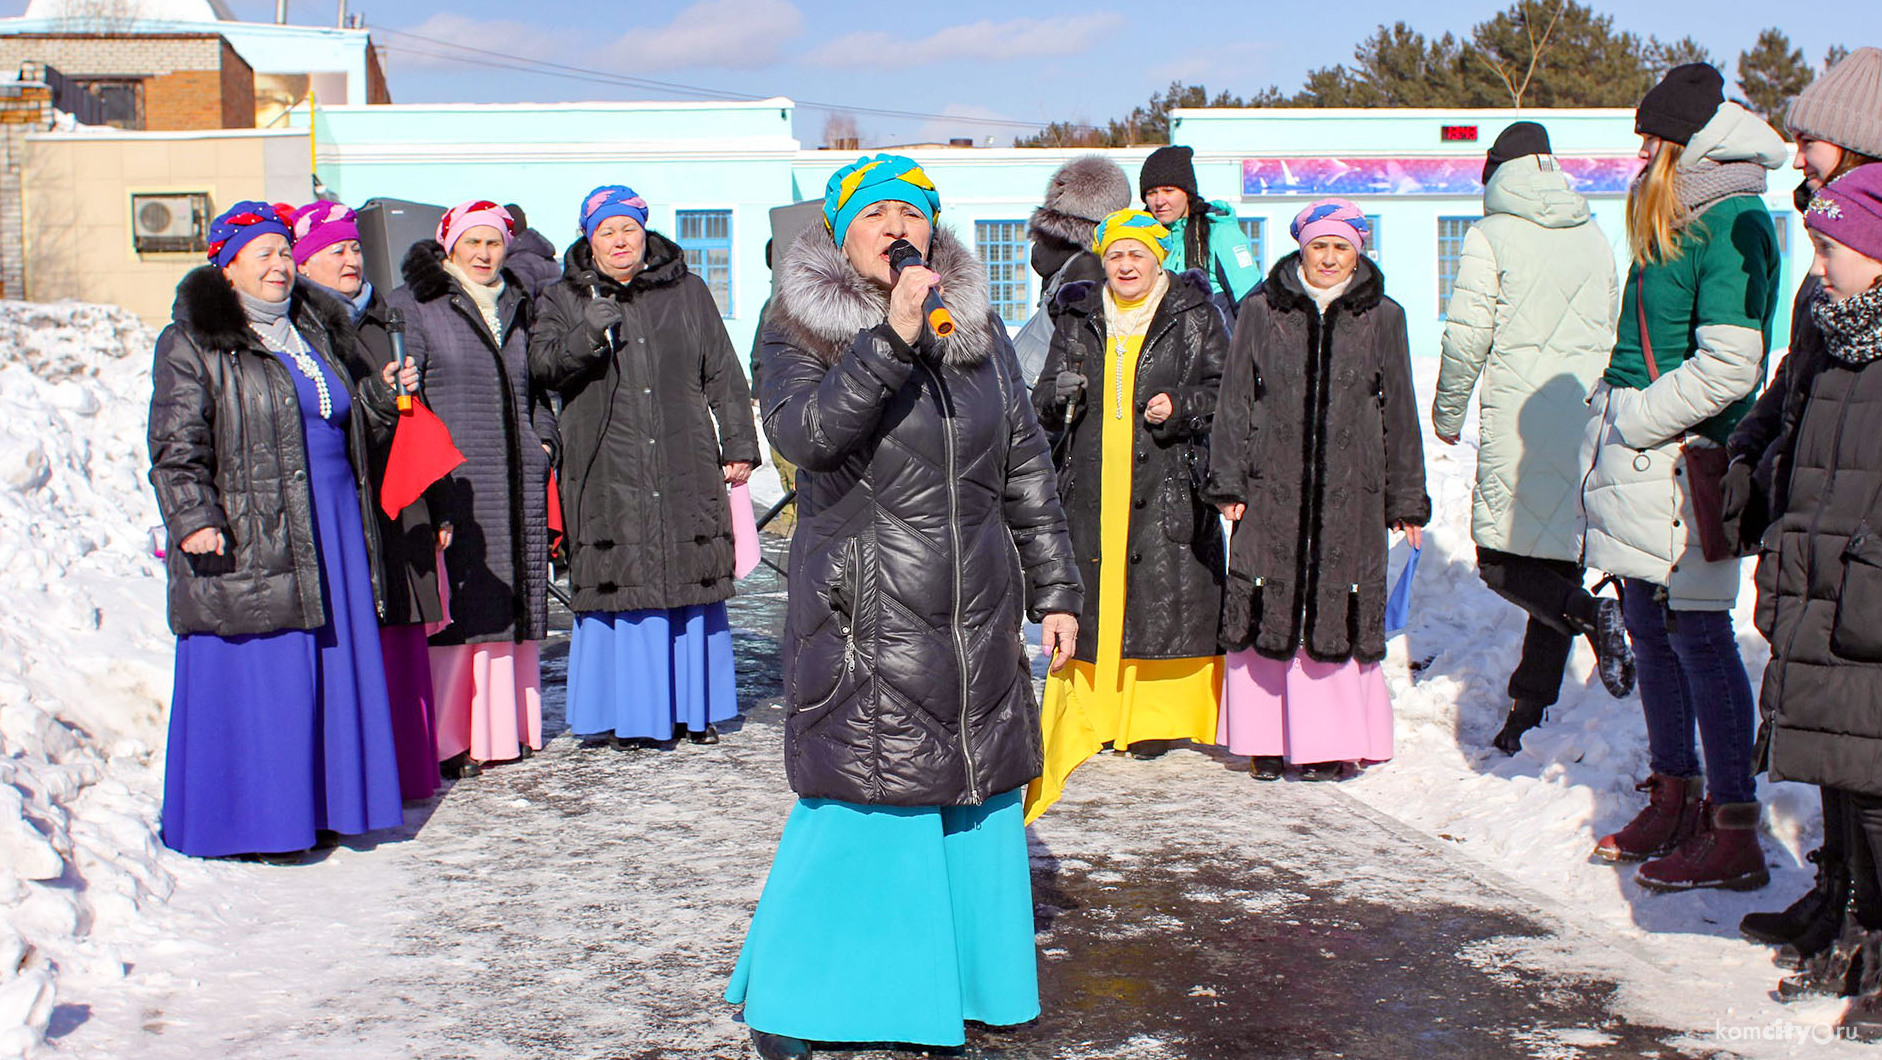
[725,788,1039,1046]
[161,351,404,858]
[566,603,737,739]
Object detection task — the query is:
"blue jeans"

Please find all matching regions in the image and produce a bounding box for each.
[1620,579,1757,804]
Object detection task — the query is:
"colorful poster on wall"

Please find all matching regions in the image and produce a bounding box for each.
[1240,157,1642,197]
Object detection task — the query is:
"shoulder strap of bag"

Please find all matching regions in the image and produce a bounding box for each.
[1636,274,1661,382]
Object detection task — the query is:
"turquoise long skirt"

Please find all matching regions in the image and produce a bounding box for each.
[725,788,1038,1046]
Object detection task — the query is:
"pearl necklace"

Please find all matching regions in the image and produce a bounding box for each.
[251,324,333,421]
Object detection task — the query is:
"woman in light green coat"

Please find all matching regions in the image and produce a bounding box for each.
[1431,122,1631,754]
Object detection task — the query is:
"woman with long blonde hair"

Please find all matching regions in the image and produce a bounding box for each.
[1579,63,1785,892]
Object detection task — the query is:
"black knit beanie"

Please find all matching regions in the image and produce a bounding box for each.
[1139,145,1199,202]
[1482,121,1552,183]
[1636,63,1724,145]
[504,203,528,231]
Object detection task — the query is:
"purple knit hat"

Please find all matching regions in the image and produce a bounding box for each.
[289,201,360,267]
[1290,198,1370,250]
[1805,164,1882,263]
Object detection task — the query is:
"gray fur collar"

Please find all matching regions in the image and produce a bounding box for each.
[767,224,998,367]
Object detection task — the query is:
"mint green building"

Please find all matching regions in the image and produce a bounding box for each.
[291,100,1810,365]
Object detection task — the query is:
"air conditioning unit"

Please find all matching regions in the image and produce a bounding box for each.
[131,193,212,254]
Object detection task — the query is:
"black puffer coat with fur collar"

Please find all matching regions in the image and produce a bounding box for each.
[148,266,396,636]
[758,225,1082,807]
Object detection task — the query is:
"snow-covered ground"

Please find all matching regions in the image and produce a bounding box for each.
[0,300,1860,1057]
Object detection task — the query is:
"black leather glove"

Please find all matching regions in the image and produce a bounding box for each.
[1719,459,1753,522]
[1053,370,1086,404]
[582,298,624,351]
[1719,458,1770,553]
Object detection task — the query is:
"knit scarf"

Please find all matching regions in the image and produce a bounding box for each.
[1101,270,1169,420]
[443,259,506,343]
[1297,266,1355,316]
[1676,159,1768,216]
[1813,285,1882,366]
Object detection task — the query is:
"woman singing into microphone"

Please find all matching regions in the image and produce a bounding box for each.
[725,154,1081,1059]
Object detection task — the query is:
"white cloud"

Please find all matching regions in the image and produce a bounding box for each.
[808,13,1128,70]
[389,12,572,70]
[909,103,1018,145]
[607,0,806,71]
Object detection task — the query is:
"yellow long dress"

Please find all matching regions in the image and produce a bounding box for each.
[1025,280,1224,824]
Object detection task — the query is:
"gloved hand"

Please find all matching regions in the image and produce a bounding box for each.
[1719,458,1770,553]
[582,299,624,351]
[1053,370,1086,405]
[1719,459,1754,522]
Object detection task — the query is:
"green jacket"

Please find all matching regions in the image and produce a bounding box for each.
[1166,198,1262,303]
[1431,155,1617,561]
[1603,194,1781,445]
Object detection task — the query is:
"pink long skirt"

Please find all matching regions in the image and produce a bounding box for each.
[430,641,543,763]
[380,625,441,801]
[1217,648,1394,764]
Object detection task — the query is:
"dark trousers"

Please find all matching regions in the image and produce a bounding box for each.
[1476,548,1594,707]
[1841,789,1882,927]
[1621,579,1757,804]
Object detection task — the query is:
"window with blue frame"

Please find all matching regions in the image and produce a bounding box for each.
[1238,217,1266,273]
[976,220,1030,324]
[676,209,733,316]
[1437,216,1480,316]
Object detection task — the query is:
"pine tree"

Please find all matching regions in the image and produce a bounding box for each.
[1738,28,1814,134]
[1824,45,1851,71]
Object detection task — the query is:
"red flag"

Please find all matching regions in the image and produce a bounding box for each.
[380,402,465,520]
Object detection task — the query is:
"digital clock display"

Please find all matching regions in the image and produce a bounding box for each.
[1442,125,1480,142]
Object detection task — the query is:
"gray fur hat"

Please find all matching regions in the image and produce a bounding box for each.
[1788,47,1882,159]
[1029,154,1132,247]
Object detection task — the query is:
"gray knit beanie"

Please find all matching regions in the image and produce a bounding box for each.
[1787,47,1882,159]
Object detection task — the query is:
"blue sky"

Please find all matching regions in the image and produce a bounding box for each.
[5,1,1869,144]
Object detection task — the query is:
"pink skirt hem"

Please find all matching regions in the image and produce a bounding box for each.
[1217,648,1394,764]
[430,641,543,763]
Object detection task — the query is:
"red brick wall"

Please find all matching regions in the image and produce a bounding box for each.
[219,40,255,128]
[144,70,224,131]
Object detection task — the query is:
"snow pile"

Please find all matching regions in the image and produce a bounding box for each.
[0,302,175,1059]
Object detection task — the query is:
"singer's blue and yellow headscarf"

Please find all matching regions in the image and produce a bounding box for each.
[822,154,940,248]
[1091,209,1170,262]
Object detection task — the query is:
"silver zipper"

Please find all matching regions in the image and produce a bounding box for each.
[919,358,979,802]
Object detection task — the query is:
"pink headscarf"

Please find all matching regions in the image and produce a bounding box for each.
[1289,198,1371,250]
[437,199,516,255]
[289,201,360,266]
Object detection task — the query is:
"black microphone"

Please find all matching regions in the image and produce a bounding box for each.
[886,239,956,337]
[386,306,412,412]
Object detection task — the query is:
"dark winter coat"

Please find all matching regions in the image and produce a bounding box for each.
[529,233,760,614]
[759,224,1082,807]
[1206,255,1431,663]
[1031,270,1227,663]
[386,241,555,645]
[336,283,444,628]
[148,267,396,637]
[1753,331,1882,797]
[505,227,562,301]
[1728,276,1831,540]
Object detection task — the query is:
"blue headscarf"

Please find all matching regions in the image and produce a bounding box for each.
[580,185,650,240]
[207,200,294,269]
[821,154,940,248]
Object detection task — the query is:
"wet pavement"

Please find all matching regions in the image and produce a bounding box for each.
[75,543,1717,1060]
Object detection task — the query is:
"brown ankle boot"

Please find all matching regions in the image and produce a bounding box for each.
[1636,800,1770,892]
[1837,933,1882,1040]
[1593,773,1703,863]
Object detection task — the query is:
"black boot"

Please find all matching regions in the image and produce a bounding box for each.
[1576,596,1636,699]
[440,752,481,779]
[750,1030,811,1060]
[1250,756,1284,781]
[1297,761,1349,782]
[1839,934,1882,1041]
[1779,907,1867,1000]
[1742,848,1850,947]
[1491,699,1547,755]
[688,724,720,745]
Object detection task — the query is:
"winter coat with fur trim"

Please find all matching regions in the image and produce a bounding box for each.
[758,224,1082,807]
[529,233,759,615]
[1033,269,1228,663]
[1206,255,1431,663]
[148,267,397,636]
[386,241,555,644]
